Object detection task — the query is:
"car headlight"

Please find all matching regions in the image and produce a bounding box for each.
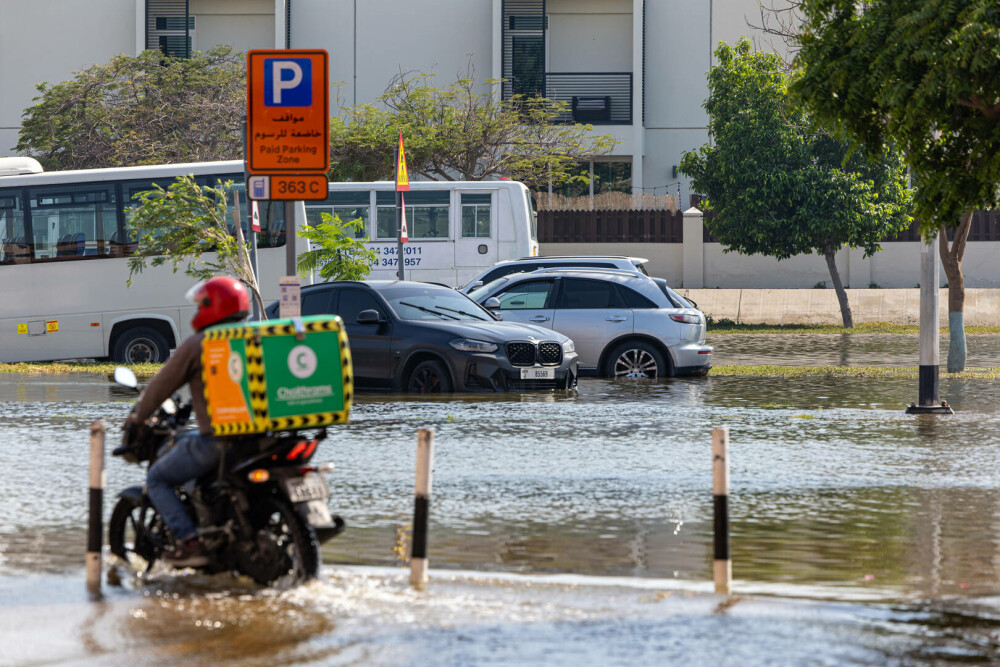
[562,340,575,353]
[449,338,499,353]
[669,313,701,324]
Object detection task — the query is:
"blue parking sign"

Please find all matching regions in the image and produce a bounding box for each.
[264,58,312,107]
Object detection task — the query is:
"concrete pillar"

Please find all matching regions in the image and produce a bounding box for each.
[274,0,287,48]
[683,207,705,288]
[492,0,503,87]
[631,0,644,207]
[135,0,144,55]
[848,246,871,289]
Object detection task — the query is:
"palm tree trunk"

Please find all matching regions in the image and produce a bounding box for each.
[824,243,854,328]
[939,213,973,372]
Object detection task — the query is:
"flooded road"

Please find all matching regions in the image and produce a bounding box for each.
[2,334,1000,664]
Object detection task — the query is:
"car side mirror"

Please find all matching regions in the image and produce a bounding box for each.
[471,281,484,290]
[356,309,383,325]
[484,297,501,310]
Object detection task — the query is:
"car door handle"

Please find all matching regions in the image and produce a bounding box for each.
[529,315,549,322]
[606,315,628,322]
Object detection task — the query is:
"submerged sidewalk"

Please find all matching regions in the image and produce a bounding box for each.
[680,288,1000,326]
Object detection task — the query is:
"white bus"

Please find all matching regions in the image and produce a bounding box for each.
[306,179,538,287]
[0,159,309,364]
[0,159,538,363]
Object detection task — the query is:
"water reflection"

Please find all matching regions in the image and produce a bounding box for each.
[2,366,1000,603]
[711,333,1000,368]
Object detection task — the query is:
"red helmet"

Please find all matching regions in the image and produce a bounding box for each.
[187,277,250,332]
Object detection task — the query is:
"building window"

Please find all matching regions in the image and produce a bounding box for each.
[147,1,193,58]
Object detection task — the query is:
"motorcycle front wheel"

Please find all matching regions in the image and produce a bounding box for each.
[240,495,320,587]
[109,495,169,571]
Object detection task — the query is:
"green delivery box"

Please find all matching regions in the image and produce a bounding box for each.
[200,316,353,436]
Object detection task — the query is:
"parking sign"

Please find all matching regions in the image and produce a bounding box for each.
[247,50,329,174]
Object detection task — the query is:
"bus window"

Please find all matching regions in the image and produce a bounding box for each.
[28,184,116,261]
[375,190,449,240]
[461,193,492,238]
[307,191,370,239]
[0,189,30,265]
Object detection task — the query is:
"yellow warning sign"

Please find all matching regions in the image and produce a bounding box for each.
[395,131,410,192]
[45,320,59,333]
[16,324,27,334]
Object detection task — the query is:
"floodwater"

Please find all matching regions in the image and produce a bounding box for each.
[2,334,1000,665]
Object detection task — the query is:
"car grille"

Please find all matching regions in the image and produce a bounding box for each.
[505,342,536,366]
[537,342,563,366]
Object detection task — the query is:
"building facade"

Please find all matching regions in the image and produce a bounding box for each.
[0,0,778,204]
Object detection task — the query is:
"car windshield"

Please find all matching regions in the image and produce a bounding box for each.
[468,276,509,302]
[380,284,494,321]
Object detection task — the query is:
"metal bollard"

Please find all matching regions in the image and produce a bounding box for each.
[87,421,106,593]
[410,428,434,590]
[713,427,731,595]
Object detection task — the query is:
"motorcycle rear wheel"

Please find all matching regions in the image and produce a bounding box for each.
[109,495,168,570]
[242,496,320,586]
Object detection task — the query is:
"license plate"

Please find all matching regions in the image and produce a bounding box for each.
[303,499,333,527]
[286,473,329,503]
[520,367,555,380]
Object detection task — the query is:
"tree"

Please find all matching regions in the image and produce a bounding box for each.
[328,71,617,188]
[17,47,244,170]
[296,215,377,282]
[125,175,265,314]
[793,0,1000,371]
[679,40,912,328]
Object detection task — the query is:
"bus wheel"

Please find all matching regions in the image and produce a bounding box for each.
[113,327,170,364]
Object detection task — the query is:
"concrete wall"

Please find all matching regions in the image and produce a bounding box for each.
[539,238,1000,290]
[294,0,495,110]
[679,288,1000,326]
[191,0,274,53]
[0,0,136,156]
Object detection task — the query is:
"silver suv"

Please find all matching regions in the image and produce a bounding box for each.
[469,268,712,378]
[459,256,649,293]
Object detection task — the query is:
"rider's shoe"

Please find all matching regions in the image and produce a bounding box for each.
[163,537,209,567]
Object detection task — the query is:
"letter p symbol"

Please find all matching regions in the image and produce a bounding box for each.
[264,58,312,107]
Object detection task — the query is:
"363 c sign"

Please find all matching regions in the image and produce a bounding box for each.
[247,174,328,201]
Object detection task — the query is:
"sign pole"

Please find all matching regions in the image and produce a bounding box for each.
[242,115,261,321]
[395,140,404,281]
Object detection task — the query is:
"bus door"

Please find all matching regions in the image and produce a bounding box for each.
[454,191,498,279]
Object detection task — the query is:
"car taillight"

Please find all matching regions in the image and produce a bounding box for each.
[669,313,700,324]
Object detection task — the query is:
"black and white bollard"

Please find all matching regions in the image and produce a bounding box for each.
[907,230,954,415]
[712,427,731,595]
[410,428,434,590]
[87,421,106,593]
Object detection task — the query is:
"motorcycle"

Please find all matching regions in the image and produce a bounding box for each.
[108,367,344,586]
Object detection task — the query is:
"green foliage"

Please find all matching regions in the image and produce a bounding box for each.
[296,213,376,282]
[793,0,1000,231]
[679,40,912,326]
[125,175,264,312]
[17,47,244,170]
[329,72,617,188]
[681,40,912,262]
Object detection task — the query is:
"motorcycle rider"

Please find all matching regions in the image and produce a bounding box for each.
[123,276,250,566]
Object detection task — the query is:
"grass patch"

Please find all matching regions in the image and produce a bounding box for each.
[0,361,162,378]
[707,320,1000,335]
[711,365,1000,379]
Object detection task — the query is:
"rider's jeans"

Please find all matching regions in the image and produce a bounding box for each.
[146,430,220,541]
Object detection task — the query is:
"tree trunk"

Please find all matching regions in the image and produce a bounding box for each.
[824,243,853,328]
[939,213,973,372]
